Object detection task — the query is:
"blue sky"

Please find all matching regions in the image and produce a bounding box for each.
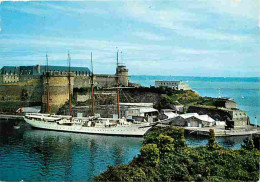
[0,0,259,77]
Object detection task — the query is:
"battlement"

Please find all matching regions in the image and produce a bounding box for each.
[43,71,76,77]
[0,65,91,77]
[0,64,130,113]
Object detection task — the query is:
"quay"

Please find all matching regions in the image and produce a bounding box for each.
[184,126,260,137]
[0,114,24,121]
[156,124,260,137]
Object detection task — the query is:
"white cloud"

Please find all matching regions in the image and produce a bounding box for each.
[120,1,257,42]
[0,34,249,65]
[121,1,196,30]
[134,31,165,41]
[2,1,107,16]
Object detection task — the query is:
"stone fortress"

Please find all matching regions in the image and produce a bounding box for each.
[0,64,129,113]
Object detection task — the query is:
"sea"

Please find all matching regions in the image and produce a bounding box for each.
[0,76,259,181]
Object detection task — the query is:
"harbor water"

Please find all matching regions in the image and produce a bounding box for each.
[0,120,251,181]
[0,76,259,181]
[0,120,143,181]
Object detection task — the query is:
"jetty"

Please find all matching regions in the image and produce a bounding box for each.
[184,126,260,137]
[0,114,24,121]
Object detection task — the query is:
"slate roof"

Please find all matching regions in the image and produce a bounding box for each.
[0,65,91,76]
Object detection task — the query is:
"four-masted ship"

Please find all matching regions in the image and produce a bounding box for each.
[24,52,152,136]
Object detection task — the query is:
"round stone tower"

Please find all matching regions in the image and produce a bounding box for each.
[42,71,75,113]
[116,64,129,87]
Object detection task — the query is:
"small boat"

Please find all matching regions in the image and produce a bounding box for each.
[13,122,20,129]
[13,126,20,129]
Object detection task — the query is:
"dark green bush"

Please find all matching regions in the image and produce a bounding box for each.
[95,127,260,182]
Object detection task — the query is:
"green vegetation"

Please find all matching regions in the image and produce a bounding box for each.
[95,127,260,182]
[73,86,221,110]
[159,90,219,108]
[132,86,219,109]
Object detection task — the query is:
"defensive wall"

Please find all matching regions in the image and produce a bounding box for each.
[0,65,129,114]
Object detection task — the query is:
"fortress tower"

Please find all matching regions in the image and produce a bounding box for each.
[116,64,129,87]
[42,71,75,113]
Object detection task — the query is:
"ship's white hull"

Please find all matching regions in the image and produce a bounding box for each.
[24,117,152,136]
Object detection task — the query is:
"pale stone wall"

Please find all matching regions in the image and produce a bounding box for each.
[0,65,130,113]
[228,110,248,126]
[0,78,42,102]
[117,66,129,86]
[155,81,190,90]
[76,94,90,102]
[42,74,74,113]
[1,75,20,83]
[225,101,238,109]
[74,76,91,88]
[95,74,116,88]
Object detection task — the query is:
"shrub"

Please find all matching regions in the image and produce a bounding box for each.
[207,129,220,150]
[139,144,160,167]
[242,137,255,150]
[95,127,259,182]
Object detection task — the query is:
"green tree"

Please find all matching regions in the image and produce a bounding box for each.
[241,137,255,150]
[207,129,220,150]
[139,144,160,167]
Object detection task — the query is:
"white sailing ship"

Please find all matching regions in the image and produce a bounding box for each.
[24,52,152,136]
[24,114,152,136]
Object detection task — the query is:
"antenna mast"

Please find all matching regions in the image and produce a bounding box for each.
[68,51,73,117]
[116,51,120,119]
[91,52,95,116]
[218,87,222,98]
[46,53,50,114]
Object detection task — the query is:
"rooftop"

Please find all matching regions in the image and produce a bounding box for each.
[0,65,91,76]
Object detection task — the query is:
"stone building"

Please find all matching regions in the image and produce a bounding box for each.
[169,113,215,127]
[225,109,249,127]
[155,80,190,90]
[215,98,238,109]
[0,64,129,113]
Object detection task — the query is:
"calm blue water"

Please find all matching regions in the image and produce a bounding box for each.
[0,121,143,181]
[0,120,251,181]
[0,76,259,181]
[130,76,260,124]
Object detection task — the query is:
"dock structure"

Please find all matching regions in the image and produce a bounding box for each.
[184,126,260,137]
[0,114,24,121]
[157,123,260,137]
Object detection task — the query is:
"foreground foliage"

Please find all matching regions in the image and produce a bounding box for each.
[95,127,260,182]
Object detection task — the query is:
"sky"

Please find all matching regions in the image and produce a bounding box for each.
[0,0,260,77]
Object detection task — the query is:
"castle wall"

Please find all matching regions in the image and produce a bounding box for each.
[95,74,116,88]
[0,77,43,113]
[42,73,75,113]
[0,65,129,114]
[74,76,91,88]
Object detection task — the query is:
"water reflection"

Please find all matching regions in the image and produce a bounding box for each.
[22,130,143,181]
[0,119,143,181]
[0,120,252,181]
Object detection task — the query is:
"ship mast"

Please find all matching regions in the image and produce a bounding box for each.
[116,51,120,119]
[90,52,95,116]
[68,51,73,117]
[46,53,50,114]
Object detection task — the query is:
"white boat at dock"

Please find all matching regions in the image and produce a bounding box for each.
[24,52,153,137]
[24,113,152,136]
